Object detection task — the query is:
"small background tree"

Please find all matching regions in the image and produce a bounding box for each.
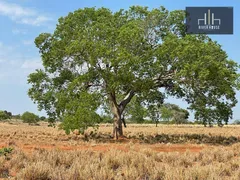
[0,110,12,120]
[124,96,146,123]
[148,103,189,126]
[233,120,240,125]
[21,112,40,125]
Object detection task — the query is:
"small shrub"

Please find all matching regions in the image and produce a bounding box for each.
[21,111,39,125]
[0,147,13,156]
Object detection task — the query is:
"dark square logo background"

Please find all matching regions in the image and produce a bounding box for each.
[186,7,233,34]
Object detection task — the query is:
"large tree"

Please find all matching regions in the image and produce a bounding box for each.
[28,6,239,139]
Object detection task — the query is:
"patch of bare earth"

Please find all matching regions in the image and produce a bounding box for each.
[0,141,205,154]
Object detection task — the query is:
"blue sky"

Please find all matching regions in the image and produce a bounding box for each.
[0,0,239,121]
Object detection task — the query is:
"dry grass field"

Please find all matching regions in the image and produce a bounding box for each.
[0,121,240,179]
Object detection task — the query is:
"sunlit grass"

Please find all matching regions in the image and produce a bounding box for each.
[0,121,239,179]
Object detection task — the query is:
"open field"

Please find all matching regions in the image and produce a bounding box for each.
[0,121,240,179]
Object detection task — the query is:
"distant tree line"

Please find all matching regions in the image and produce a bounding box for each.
[233,120,240,125]
[101,101,191,126]
[0,110,47,125]
[100,101,240,127]
[149,103,190,127]
[1,108,239,127]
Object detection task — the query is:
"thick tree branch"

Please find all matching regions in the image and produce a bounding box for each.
[152,69,186,89]
[119,90,135,113]
[154,70,177,83]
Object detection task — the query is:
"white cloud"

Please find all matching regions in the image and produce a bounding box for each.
[0,1,35,17]
[0,42,42,84]
[0,1,52,26]
[12,29,27,35]
[21,59,42,70]
[22,40,33,45]
[20,15,52,26]
[0,41,14,56]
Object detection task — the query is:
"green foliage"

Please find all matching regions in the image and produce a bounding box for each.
[12,114,21,119]
[28,6,239,134]
[40,116,47,121]
[172,111,188,124]
[21,111,40,124]
[124,96,146,123]
[233,120,240,125]
[164,104,190,124]
[160,106,173,121]
[101,115,112,123]
[0,147,13,156]
[148,103,190,125]
[0,110,11,120]
[58,92,102,134]
[0,111,9,120]
[4,111,12,119]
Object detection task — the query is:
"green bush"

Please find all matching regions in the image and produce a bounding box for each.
[40,116,47,121]
[101,115,112,123]
[0,110,12,120]
[21,111,40,125]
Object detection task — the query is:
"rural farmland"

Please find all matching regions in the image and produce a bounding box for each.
[0,0,240,180]
[0,121,240,179]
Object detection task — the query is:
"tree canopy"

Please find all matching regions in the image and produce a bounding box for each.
[28,6,240,138]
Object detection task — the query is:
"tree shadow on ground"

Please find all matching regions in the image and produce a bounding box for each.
[79,132,240,146]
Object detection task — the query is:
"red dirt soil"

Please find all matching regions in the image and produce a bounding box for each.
[0,140,206,178]
[0,142,205,154]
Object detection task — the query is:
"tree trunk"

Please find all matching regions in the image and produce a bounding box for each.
[110,98,123,139]
[112,109,123,139]
[208,121,213,127]
[108,90,135,139]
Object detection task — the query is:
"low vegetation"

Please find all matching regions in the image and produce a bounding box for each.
[0,110,12,120]
[0,143,239,179]
[21,111,40,125]
[0,147,13,157]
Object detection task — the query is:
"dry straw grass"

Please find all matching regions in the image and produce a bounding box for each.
[0,143,238,180]
[0,122,240,146]
[0,121,240,179]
